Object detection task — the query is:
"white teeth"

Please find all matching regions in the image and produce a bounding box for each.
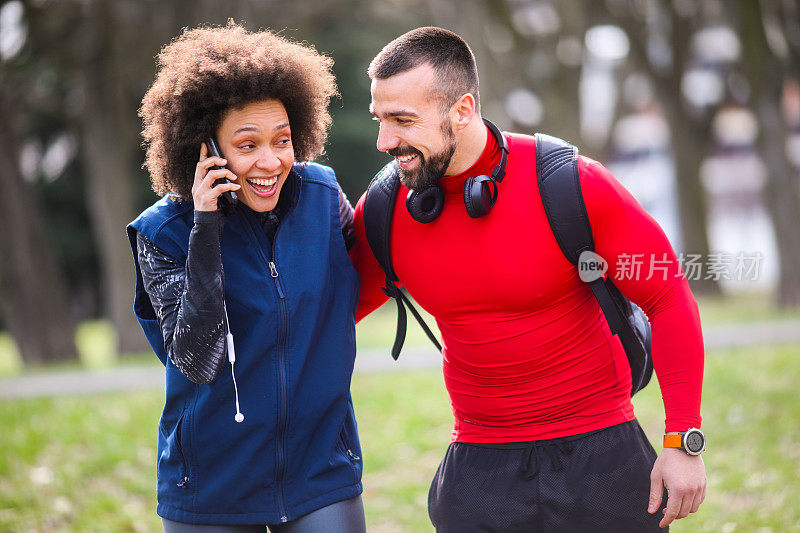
[396,154,416,163]
[248,177,277,187]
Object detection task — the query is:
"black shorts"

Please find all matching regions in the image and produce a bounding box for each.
[427,420,667,532]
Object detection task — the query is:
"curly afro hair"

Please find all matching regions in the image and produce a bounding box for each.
[139,22,338,198]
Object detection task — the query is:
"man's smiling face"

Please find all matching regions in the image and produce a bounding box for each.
[370,63,457,190]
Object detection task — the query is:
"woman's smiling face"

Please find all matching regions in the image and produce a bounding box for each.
[215,99,294,212]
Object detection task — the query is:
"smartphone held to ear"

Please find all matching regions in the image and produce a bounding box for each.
[206,137,238,208]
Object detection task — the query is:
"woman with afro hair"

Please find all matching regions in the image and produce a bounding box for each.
[128,23,365,532]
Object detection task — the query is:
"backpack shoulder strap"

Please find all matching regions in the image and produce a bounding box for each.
[535,133,625,333]
[363,161,402,282]
[363,161,442,359]
[534,133,593,264]
[535,133,652,395]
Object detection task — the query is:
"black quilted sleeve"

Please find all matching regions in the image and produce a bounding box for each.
[338,184,356,251]
[136,210,227,384]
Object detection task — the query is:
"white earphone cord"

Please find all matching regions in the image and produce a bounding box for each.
[224,304,244,423]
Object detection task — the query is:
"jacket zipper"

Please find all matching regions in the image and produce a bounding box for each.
[235,204,293,523]
[340,433,360,462]
[272,256,289,523]
[234,177,299,522]
[266,195,293,524]
[176,413,190,487]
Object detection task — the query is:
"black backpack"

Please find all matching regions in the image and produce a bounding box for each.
[362,133,654,396]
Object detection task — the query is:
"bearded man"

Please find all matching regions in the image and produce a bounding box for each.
[349,27,706,532]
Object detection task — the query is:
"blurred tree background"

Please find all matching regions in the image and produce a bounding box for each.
[1,0,799,368]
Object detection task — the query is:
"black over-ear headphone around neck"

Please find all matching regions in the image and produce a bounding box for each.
[405,118,509,223]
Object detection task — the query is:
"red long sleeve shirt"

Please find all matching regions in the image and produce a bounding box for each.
[350,128,704,443]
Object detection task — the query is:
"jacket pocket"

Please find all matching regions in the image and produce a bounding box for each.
[336,422,362,485]
[175,411,191,488]
[338,432,360,464]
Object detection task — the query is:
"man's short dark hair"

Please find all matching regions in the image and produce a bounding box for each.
[368,26,479,112]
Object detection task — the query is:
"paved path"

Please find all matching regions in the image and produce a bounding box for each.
[0,348,441,400]
[1,320,798,400]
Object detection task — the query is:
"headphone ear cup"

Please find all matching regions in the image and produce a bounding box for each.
[406,185,445,223]
[463,175,495,218]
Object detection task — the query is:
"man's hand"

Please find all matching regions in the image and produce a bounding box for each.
[648,447,706,528]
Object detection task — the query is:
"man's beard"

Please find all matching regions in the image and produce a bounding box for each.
[390,120,456,190]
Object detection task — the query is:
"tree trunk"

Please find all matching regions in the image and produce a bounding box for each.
[78,0,149,354]
[543,0,585,147]
[758,94,800,307]
[740,0,800,307]
[665,4,719,294]
[0,106,79,366]
[663,100,720,295]
[612,1,720,294]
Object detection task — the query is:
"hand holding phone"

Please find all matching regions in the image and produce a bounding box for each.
[192,139,240,212]
[206,137,239,208]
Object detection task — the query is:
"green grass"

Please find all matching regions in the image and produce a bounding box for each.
[1,344,800,531]
[0,321,157,380]
[356,300,440,351]
[0,334,23,377]
[75,320,120,369]
[356,371,451,532]
[696,292,800,325]
[0,390,163,532]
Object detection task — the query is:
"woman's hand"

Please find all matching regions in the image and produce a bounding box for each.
[192,142,241,211]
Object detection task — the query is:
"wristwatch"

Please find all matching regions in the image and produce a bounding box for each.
[663,428,705,456]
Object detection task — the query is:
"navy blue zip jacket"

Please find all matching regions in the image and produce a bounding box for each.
[127,163,361,525]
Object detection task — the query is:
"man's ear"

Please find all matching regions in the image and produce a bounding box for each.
[451,93,476,131]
